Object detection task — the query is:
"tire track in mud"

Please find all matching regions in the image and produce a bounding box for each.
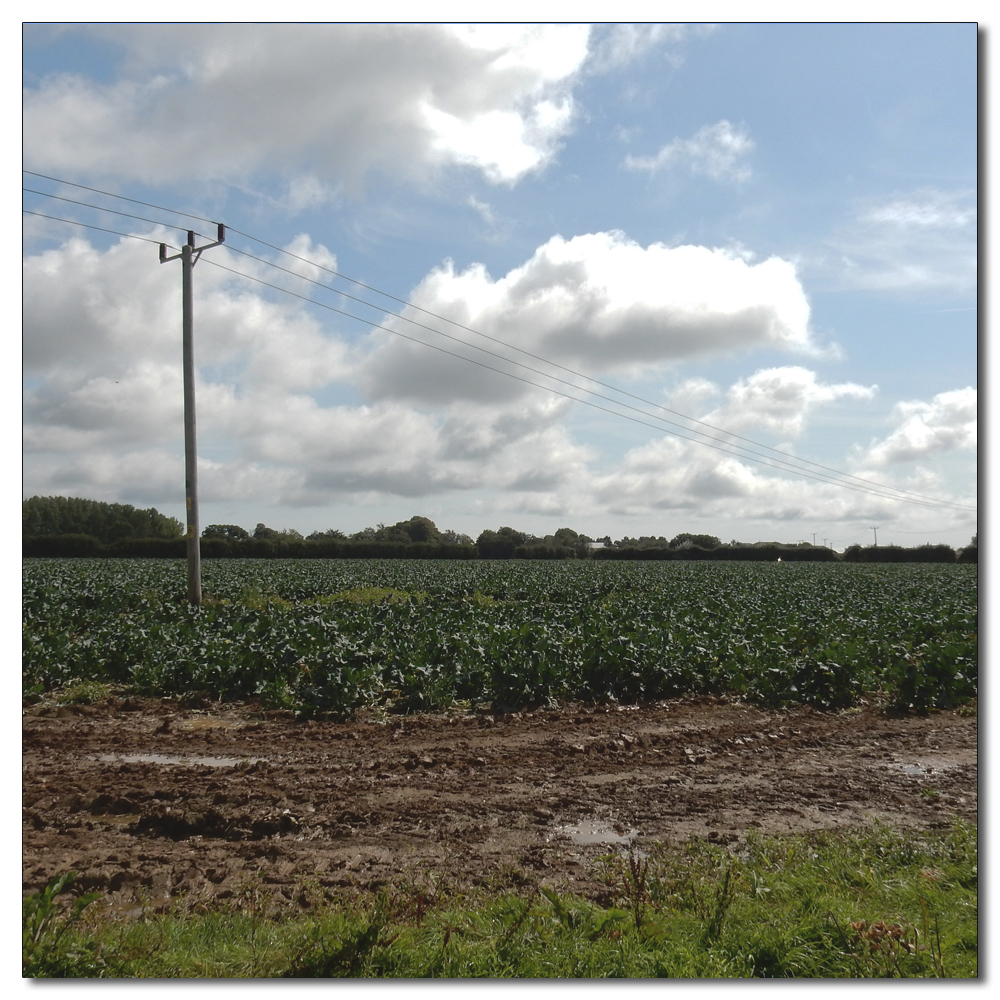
[23,697,977,908]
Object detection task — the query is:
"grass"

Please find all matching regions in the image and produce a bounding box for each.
[24,820,977,978]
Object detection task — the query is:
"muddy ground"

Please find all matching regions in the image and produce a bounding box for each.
[23,697,977,911]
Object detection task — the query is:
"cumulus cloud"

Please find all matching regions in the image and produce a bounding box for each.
[625,120,754,183]
[826,189,977,293]
[860,388,977,465]
[702,366,877,438]
[21,231,600,507]
[589,431,919,527]
[22,227,970,535]
[22,234,180,375]
[362,232,815,404]
[567,374,973,533]
[23,23,592,191]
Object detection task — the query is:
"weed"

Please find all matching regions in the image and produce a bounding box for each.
[23,872,103,977]
[283,893,393,977]
[55,680,115,705]
[624,847,651,930]
[234,872,272,976]
[701,862,739,945]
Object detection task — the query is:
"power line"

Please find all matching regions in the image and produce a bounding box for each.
[22,209,178,248]
[219,246,975,510]
[23,176,977,513]
[23,169,220,227]
[200,256,972,513]
[25,173,966,509]
[224,227,974,512]
[23,187,216,242]
[24,197,975,513]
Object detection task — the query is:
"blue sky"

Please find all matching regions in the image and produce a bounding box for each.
[21,20,978,549]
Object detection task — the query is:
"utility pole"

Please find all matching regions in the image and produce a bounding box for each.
[871,526,879,547]
[812,533,816,546]
[160,225,225,605]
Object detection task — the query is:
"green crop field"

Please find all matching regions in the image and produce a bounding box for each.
[23,558,977,717]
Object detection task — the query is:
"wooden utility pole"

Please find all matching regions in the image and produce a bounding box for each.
[160,226,225,605]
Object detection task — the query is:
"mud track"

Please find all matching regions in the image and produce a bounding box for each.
[23,698,977,910]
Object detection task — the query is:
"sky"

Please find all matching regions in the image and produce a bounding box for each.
[21,19,979,550]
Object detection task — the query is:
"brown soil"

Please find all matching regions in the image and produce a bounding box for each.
[23,697,977,911]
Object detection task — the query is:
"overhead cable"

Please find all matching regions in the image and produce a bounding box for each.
[219,245,975,511]
[22,209,179,249]
[201,256,972,513]
[23,176,976,513]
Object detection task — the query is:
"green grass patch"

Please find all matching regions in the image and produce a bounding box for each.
[24,821,977,978]
[51,680,119,705]
[312,586,421,606]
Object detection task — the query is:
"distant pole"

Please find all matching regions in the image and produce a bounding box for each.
[871,526,879,547]
[812,533,816,546]
[160,225,226,606]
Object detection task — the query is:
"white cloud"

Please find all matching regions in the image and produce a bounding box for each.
[585,367,882,521]
[588,432,941,527]
[625,120,754,183]
[362,232,815,404]
[860,387,977,465]
[22,229,971,537]
[22,234,180,375]
[704,366,877,438]
[23,23,592,191]
[21,232,598,507]
[584,23,693,73]
[826,189,977,293]
[273,234,337,286]
[467,196,497,227]
[24,363,183,450]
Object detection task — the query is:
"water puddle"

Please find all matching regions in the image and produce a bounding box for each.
[554,818,638,846]
[88,812,141,826]
[88,753,261,768]
[884,762,931,778]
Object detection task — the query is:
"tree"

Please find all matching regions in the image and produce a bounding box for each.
[203,524,250,541]
[477,526,527,559]
[669,533,721,550]
[22,496,182,543]
[553,527,579,547]
[958,534,978,564]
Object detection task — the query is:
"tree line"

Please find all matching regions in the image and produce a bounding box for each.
[22,496,977,563]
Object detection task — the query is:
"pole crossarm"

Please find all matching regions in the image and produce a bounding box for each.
[158,223,226,606]
[160,224,226,263]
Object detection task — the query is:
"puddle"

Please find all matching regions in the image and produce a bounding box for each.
[884,762,932,777]
[88,812,141,826]
[88,753,261,768]
[554,818,638,846]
